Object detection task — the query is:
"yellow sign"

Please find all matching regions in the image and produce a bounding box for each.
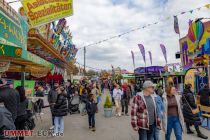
[21,0,73,27]
[184,69,196,92]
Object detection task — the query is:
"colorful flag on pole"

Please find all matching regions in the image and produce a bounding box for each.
[148,51,152,65]
[160,44,167,64]
[174,16,180,34]
[131,51,135,69]
[138,44,146,65]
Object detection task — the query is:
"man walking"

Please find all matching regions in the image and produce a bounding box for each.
[122,82,131,116]
[48,82,59,129]
[131,81,161,140]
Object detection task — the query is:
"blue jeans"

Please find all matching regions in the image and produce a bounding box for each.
[138,124,155,140]
[154,127,160,140]
[54,116,64,134]
[165,116,182,140]
[88,114,95,127]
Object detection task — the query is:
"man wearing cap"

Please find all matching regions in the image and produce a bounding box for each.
[131,81,161,140]
[0,78,20,121]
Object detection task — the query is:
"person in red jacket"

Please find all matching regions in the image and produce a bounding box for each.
[131,81,161,140]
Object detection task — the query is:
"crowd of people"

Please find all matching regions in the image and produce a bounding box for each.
[0,78,32,140]
[1,77,210,140]
[131,81,209,140]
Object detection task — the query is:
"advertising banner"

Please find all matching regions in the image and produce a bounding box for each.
[14,80,35,95]
[184,69,196,92]
[21,0,73,27]
[0,44,22,58]
[0,10,28,49]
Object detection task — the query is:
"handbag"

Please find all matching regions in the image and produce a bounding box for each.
[183,95,200,114]
[24,117,35,130]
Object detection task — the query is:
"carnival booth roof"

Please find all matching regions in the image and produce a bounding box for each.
[27,32,74,73]
[0,44,53,73]
[134,66,164,74]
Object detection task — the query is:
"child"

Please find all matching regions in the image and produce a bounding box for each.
[52,86,68,136]
[86,94,97,131]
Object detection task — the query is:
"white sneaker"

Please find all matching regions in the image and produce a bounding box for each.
[50,126,54,130]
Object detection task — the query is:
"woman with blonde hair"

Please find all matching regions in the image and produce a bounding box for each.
[162,84,185,140]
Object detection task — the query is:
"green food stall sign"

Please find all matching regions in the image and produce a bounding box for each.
[0,43,22,58]
[0,10,28,49]
[21,50,54,69]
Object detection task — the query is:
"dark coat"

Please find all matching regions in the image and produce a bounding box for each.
[0,107,16,131]
[86,100,97,115]
[52,93,68,117]
[48,89,58,104]
[182,90,201,125]
[67,86,75,98]
[81,93,88,103]
[0,86,20,121]
[198,88,210,106]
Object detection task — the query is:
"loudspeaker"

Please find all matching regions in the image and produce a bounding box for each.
[175,53,180,59]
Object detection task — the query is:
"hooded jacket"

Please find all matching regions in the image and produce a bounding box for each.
[0,107,16,132]
[131,92,161,130]
[0,85,20,121]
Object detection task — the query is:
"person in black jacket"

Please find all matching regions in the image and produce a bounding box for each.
[48,83,59,129]
[182,84,208,139]
[80,89,88,115]
[0,78,20,121]
[52,86,68,136]
[15,86,29,140]
[198,85,210,106]
[35,86,44,114]
[86,94,97,131]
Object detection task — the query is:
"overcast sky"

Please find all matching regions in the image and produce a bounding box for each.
[8,0,210,71]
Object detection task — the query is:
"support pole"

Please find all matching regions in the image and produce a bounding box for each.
[84,47,86,76]
[21,66,25,87]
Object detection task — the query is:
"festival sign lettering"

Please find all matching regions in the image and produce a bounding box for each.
[0,44,22,58]
[21,0,73,27]
[0,11,28,49]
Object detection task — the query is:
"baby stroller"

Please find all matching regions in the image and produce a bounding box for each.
[69,94,80,114]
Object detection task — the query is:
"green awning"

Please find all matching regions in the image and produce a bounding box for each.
[122,74,135,79]
[0,43,53,70]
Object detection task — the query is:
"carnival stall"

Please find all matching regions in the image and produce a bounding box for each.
[134,66,164,89]
[0,0,53,89]
[161,63,185,92]
[179,20,210,92]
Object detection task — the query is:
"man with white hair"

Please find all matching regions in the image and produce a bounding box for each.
[131,81,161,140]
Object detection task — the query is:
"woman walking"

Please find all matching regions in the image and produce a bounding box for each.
[163,84,185,140]
[182,84,208,139]
[113,84,123,117]
[15,86,29,140]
